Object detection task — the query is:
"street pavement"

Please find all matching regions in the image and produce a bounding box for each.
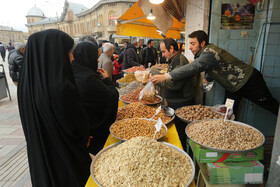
[0,56,31,187]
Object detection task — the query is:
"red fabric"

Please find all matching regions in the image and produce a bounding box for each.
[113,60,122,75]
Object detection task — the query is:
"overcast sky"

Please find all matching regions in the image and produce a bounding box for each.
[0,0,100,32]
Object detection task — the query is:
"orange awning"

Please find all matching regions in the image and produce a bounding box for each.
[117,2,184,39]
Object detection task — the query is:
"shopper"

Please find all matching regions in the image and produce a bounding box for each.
[72,41,119,155]
[98,42,114,80]
[8,42,26,86]
[113,55,122,86]
[151,30,279,116]
[18,29,91,187]
[122,37,142,70]
[156,38,194,151]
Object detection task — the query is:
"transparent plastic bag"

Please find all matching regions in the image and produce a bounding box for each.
[139,81,156,102]
[134,70,150,83]
[212,104,233,119]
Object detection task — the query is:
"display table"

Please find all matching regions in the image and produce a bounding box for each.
[85,101,195,187]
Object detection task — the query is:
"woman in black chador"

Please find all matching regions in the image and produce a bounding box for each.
[72,42,119,155]
[18,29,91,187]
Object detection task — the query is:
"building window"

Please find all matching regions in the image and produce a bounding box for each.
[98,14,103,26]
[108,11,117,26]
[108,3,116,7]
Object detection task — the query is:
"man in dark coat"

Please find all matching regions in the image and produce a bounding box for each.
[121,37,143,70]
[143,39,158,68]
[0,42,6,61]
[8,42,26,85]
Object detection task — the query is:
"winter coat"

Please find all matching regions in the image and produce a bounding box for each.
[113,60,122,75]
[160,53,193,104]
[121,44,141,70]
[169,43,254,92]
[8,50,23,82]
[98,53,113,80]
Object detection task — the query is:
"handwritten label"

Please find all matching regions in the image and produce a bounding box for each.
[155,118,163,132]
[225,98,234,109]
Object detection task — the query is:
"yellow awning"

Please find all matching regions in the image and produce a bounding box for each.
[117,2,184,39]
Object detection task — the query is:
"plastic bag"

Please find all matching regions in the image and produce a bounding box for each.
[139,81,156,102]
[211,104,233,119]
[134,70,150,83]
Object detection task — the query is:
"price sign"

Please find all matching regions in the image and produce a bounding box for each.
[152,118,164,139]
[225,98,234,109]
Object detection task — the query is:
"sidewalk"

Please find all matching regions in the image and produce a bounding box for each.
[0,57,31,187]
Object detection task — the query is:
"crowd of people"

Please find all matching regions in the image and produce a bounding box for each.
[0,28,278,186]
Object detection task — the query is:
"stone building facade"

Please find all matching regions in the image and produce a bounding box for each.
[0,26,28,45]
[26,0,136,42]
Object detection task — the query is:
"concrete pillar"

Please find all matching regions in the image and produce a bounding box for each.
[184,0,210,61]
[184,0,210,104]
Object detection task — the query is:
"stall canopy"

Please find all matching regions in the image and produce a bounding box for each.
[116,1,185,39]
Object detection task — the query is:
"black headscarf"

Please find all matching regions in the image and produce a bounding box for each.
[72,41,119,155]
[18,29,91,187]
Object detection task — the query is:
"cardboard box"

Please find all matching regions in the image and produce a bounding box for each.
[189,139,263,163]
[198,160,264,184]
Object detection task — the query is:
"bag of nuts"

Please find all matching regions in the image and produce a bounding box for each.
[139,81,156,102]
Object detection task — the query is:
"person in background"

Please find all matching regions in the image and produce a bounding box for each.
[137,39,144,65]
[113,55,122,86]
[18,29,91,187]
[99,40,109,52]
[143,39,158,68]
[79,35,98,45]
[7,42,15,51]
[72,42,119,155]
[0,42,6,61]
[114,43,121,55]
[8,42,26,86]
[79,35,102,57]
[122,37,143,70]
[151,30,279,117]
[98,43,114,80]
[118,40,129,64]
[154,38,194,151]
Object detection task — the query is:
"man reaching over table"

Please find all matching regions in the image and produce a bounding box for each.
[153,38,194,151]
[151,30,279,117]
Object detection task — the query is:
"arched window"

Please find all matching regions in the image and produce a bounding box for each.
[108,10,117,26]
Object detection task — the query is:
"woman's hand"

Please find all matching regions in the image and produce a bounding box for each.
[97,68,108,78]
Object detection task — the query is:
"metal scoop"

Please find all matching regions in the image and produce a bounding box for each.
[161,98,174,117]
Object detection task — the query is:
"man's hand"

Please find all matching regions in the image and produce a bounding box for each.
[97,68,108,78]
[150,74,167,85]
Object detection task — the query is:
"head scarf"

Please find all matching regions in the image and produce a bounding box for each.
[73,41,99,72]
[17,29,90,186]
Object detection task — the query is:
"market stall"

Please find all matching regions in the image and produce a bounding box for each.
[85,66,265,186]
[85,101,196,187]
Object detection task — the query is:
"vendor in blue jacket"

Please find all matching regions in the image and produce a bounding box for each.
[151,30,279,117]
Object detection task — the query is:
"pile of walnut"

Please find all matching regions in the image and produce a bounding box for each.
[186,120,264,150]
[93,137,192,187]
[117,103,172,124]
[176,104,224,121]
[110,118,166,140]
